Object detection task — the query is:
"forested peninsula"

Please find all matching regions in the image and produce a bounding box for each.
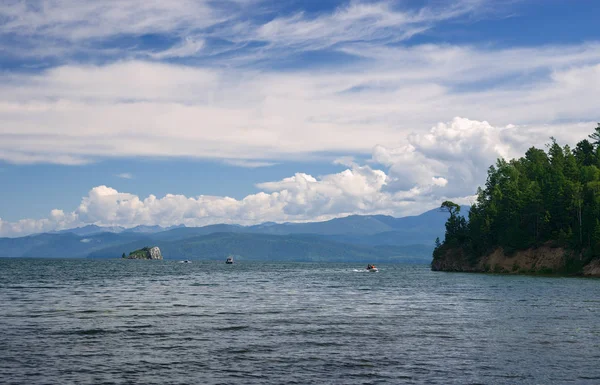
[432,124,600,277]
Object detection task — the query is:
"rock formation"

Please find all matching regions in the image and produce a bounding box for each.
[124,246,163,260]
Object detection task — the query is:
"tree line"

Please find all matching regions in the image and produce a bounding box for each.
[435,124,600,263]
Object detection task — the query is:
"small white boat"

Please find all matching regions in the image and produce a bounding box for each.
[366,265,378,272]
[225,256,234,264]
[180,260,192,263]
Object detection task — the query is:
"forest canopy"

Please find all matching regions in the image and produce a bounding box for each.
[436,123,600,262]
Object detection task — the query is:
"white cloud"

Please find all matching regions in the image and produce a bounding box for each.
[251,1,473,51]
[431,177,448,187]
[0,46,599,165]
[333,156,356,167]
[0,162,443,237]
[0,0,222,42]
[0,150,90,165]
[147,37,206,59]
[1,1,600,237]
[0,209,78,237]
[223,159,277,168]
[116,173,133,179]
[2,115,599,237]
[372,117,523,197]
[0,0,491,60]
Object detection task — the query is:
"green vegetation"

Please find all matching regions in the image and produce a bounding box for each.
[434,124,600,269]
[126,247,151,258]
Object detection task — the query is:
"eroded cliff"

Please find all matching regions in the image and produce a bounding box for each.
[432,245,600,277]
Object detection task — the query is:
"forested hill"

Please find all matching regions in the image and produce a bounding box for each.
[0,208,453,262]
[432,124,600,277]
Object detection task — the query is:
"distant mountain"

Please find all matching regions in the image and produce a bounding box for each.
[151,224,245,241]
[87,232,433,263]
[0,207,466,262]
[55,224,184,236]
[0,231,150,259]
[151,207,458,242]
[246,215,394,235]
[49,206,460,240]
[244,209,464,240]
[54,224,125,236]
[122,224,184,234]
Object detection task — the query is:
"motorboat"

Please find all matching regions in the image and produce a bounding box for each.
[180,260,192,263]
[225,256,234,264]
[366,265,378,272]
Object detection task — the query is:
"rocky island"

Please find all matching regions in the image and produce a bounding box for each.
[432,125,600,277]
[123,246,163,260]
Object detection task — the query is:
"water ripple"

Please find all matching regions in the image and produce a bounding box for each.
[1,259,599,384]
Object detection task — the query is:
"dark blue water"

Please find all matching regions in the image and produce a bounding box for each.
[1,259,599,384]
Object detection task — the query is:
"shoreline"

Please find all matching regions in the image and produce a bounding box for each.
[432,245,600,278]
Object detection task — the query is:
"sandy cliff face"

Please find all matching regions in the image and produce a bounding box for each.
[477,246,566,274]
[583,259,600,276]
[433,245,600,276]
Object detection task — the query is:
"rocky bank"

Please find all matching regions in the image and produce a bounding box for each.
[432,245,600,277]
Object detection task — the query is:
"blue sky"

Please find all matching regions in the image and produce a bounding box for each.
[1,0,599,236]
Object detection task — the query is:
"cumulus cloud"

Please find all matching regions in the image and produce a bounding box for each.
[0,160,447,237]
[372,117,524,197]
[4,112,600,238]
[1,116,566,237]
[0,209,78,237]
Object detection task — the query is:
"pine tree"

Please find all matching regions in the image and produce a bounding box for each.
[588,123,600,147]
[437,124,600,263]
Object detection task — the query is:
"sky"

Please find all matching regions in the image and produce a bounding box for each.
[1,0,599,237]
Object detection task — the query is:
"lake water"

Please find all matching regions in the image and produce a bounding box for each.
[1,259,599,384]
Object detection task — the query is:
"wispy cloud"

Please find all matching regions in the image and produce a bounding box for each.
[146,37,206,59]
[1,43,599,165]
[0,0,262,62]
[0,0,498,62]
[223,159,277,168]
[116,173,133,179]
[0,149,90,165]
[0,1,221,41]
[248,0,485,52]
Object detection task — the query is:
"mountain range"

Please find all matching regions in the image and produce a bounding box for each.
[0,207,460,262]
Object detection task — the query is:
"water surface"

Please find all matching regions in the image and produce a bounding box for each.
[1,259,599,384]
